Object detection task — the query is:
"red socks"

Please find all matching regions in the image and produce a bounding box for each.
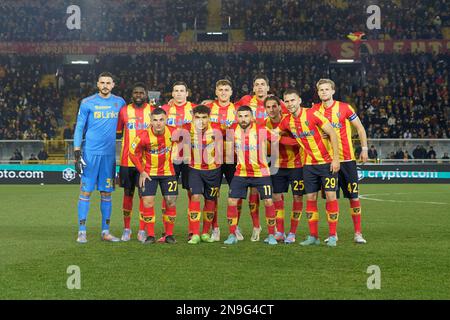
[350,199,362,234]
[326,200,339,237]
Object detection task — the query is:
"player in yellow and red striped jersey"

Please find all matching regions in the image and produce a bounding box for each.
[234,74,289,239]
[264,96,304,244]
[312,79,368,244]
[277,88,341,247]
[173,105,224,244]
[128,108,178,244]
[203,79,239,241]
[223,105,298,245]
[160,81,197,241]
[116,83,156,242]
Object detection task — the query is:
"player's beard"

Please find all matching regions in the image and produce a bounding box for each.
[100,88,111,97]
[133,98,144,107]
[239,121,250,130]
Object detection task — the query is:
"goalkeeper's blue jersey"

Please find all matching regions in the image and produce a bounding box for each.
[74,93,126,156]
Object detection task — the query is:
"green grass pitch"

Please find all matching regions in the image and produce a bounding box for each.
[1,184,449,299]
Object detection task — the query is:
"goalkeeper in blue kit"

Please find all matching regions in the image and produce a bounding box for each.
[73,72,126,243]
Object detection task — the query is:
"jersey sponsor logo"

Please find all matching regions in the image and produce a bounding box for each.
[149,146,171,155]
[331,122,343,129]
[235,143,258,151]
[94,111,119,119]
[127,122,150,130]
[95,105,111,110]
[291,129,316,139]
[166,118,191,126]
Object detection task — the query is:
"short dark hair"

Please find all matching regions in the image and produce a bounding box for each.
[253,74,269,85]
[237,105,253,114]
[172,81,188,91]
[264,95,281,107]
[98,72,114,81]
[133,82,147,92]
[193,105,211,116]
[283,88,300,97]
[151,107,167,116]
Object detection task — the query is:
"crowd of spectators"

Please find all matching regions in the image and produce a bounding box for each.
[0,0,207,42]
[0,0,447,42]
[1,51,447,141]
[61,51,447,140]
[353,53,448,139]
[222,0,448,40]
[0,55,63,140]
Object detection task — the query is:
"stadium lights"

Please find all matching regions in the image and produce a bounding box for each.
[71,60,89,64]
[337,59,355,63]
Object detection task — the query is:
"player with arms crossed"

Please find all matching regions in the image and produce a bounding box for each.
[74,72,125,243]
[278,89,341,247]
[128,108,178,244]
[313,79,368,244]
[264,96,304,244]
[117,82,156,242]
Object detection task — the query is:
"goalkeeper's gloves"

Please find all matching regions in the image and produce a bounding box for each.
[74,150,87,175]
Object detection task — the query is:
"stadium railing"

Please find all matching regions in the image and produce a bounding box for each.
[0,139,449,164]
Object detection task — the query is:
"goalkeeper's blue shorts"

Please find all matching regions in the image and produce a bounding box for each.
[80,153,116,193]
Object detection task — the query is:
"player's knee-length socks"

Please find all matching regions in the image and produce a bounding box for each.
[249,193,260,228]
[306,200,319,238]
[326,200,339,237]
[78,194,90,232]
[188,200,201,235]
[350,199,362,234]
[202,200,216,234]
[163,205,176,236]
[226,205,238,234]
[142,206,155,236]
[100,195,112,232]
[122,195,133,229]
[265,203,276,235]
[274,199,285,234]
[139,198,146,231]
[290,200,303,234]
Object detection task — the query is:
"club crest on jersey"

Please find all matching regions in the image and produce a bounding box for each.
[336,112,341,118]
[331,122,343,129]
[304,120,310,127]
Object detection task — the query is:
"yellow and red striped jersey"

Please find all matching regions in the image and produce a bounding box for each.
[117,103,155,167]
[266,116,303,168]
[232,122,279,177]
[278,108,333,165]
[161,101,197,162]
[179,122,223,171]
[312,101,357,161]
[207,100,236,164]
[128,126,175,176]
[207,100,236,130]
[235,95,289,126]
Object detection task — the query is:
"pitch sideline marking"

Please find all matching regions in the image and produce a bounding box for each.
[359,192,449,205]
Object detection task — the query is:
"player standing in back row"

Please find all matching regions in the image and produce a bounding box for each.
[312,79,368,244]
[234,74,289,242]
[74,72,126,243]
[117,82,156,242]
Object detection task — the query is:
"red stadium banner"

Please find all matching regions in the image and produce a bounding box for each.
[0,40,448,57]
